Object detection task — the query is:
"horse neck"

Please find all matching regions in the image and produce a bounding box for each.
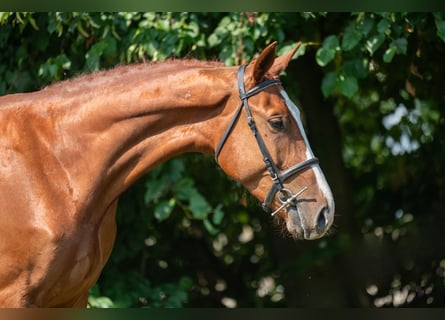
[43,62,234,211]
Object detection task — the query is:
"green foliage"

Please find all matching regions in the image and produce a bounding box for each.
[317,13,416,98]
[88,274,193,308]
[144,158,219,231]
[316,35,339,67]
[207,13,287,65]
[2,12,445,308]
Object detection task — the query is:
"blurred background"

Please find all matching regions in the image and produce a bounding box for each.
[1,12,444,307]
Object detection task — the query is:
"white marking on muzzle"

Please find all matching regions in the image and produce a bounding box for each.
[309,155,335,220]
[281,89,335,221]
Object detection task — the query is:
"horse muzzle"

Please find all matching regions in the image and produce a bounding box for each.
[285,203,333,240]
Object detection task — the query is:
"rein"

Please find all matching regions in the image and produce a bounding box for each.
[215,65,319,215]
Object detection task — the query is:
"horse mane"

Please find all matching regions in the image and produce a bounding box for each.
[43,58,226,92]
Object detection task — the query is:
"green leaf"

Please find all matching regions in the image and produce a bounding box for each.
[186,21,199,38]
[203,219,219,235]
[316,35,339,66]
[154,198,176,221]
[278,43,305,59]
[437,19,445,43]
[343,58,369,79]
[174,176,211,219]
[383,45,397,63]
[189,193,212,220]
[316,47,335,67]
[88,296,115,308]
[145,179,167,203]
[365,34,385,55]
[28,15,39,31]
[392,38,408,55]
[85,40,109,70]
[0,12,12,24]
[321,72,337,98]
[102,37,117,57]
[338,75,359,98]
[37,54,71,81]
[55,54,71,70]
[212,204,224,225]
[342,28,362,51]
[294,42,306,58]
[377,19,390,34]
[383,38,408,63]
[208,33,220,47]
[219,16,232,28]
[165,159,185,183]
[175,178,196,201]
[356,15,374,36]
[323,35,340,50]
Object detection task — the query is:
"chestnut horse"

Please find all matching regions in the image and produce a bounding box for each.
[0,42,334,307]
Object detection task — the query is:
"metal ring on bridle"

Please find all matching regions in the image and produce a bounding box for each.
[278,188,294,204]
[271,186,308,217]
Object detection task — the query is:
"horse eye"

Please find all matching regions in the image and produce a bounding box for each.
[268,118,285,131]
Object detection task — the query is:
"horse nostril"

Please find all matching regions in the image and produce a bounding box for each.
[316,207,328,234]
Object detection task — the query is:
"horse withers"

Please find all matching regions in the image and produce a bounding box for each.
[0,42,334,307]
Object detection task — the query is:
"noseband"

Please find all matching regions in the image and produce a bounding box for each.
[215,65,319,215]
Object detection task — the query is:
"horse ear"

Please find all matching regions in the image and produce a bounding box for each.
[250,41,278,83]
[269,42,302,76]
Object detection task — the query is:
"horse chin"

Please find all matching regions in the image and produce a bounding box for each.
[285,206,306,240]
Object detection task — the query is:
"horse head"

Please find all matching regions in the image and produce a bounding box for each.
[215,42,335,240]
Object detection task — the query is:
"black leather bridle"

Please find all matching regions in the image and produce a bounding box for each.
[214,65,319,215]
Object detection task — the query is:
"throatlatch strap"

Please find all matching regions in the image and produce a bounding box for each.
[214,103,243,162]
